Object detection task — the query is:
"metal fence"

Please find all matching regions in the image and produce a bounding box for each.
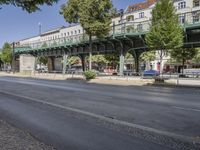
[15,10,200,53]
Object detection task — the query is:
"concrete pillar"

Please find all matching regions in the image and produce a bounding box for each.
[119,49,125,76]
[19,54,36,73]
[134,51,140,74]
[89,51,92,70]
[47,57,55,72]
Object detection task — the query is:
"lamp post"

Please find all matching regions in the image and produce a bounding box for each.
[119,9,124,33]
[12,42,15,74]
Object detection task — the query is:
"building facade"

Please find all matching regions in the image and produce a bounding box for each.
[15,0,200,73]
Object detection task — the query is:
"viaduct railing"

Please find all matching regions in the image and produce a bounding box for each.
[15,10,200,53]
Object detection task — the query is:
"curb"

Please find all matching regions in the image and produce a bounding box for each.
[147,83,200,89]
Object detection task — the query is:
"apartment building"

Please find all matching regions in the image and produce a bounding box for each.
[16,0,200,72]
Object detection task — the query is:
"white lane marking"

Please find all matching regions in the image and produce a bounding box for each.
[0,90,197,144]
[172,106,200,112]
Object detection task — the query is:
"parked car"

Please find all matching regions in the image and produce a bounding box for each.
[37,67,48,73]
[66,67,83,74]
[123,70,135,76]
[143,70,159,77]
[123,70,138,76]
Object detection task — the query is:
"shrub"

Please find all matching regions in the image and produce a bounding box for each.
[84,70,96,80]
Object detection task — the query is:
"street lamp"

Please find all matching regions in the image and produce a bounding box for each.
[12,42,15,74]
[119,9,124,33]
[119,9,124,21]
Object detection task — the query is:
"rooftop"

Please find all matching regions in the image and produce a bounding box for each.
[126,0,157,13]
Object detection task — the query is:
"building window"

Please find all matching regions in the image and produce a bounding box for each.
[137,24,143,31]
[71,31,73,35]
[68,32,70,36]
[193,0,200,7]
[139,12,144,18]
[64,33,66,37]
[75,30,77,34]
[78,29,81,34]
[179,15,185,24]
[178,1,186,9]
[193,12,200,23]
[126,15,134,21]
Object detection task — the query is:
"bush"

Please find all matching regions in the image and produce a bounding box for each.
[84,70,96,80]
[155,77,165,83]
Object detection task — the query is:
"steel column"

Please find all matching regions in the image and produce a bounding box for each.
[62,50,68,75]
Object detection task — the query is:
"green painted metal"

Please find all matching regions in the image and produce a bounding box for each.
[15,10,200,54]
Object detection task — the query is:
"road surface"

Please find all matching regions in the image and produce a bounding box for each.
[0,76,199,150]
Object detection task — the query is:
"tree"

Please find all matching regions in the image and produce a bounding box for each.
[0,0,58,13]
[192,48,200,64]
[60,0,113,70]
[140,51,156,70]
[36,42,48,65]
[37,56,48,65]
[170,48,197,74]
[1,42,12,64]
[104,52,119,66]
[140,51,156,62]
[91,55,108,64]
[90,54,108,70]
[145,0,183,74]
[67,56,80,66]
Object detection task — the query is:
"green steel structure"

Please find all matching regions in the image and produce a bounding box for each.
[14,11,200,74]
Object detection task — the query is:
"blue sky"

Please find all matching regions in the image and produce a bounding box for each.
[0,0,143,47]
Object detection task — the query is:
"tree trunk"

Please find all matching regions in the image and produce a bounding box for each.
[159,50,163,76]
[80,55,86,72]
[89,35,92,70]
[182,58,185,75]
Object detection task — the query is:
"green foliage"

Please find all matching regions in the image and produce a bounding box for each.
[125,52,133,60]
[110,8,119,18]
[170,48,197,63]
[192,48,200,63]
[140,51,156,61]
[0,0,58,13]
[79,0,113,37]
[145,0,183,50]
[61,0,113,70]
[60,0,113,38]
[1,42,12,64]
[68,56,80,65]
[170,48,197,74]
[60,0,80,24]
[41,42,48,48]
[104,52,119,65]
[37,56,48,65]
[91,55,108,64]
[84,70,96,80]
[0,52,2,64]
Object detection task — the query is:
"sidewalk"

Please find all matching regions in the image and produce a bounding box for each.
[0,120,54,150]
[0,72,200,87]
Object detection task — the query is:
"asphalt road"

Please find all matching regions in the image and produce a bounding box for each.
[0,76,200,150]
